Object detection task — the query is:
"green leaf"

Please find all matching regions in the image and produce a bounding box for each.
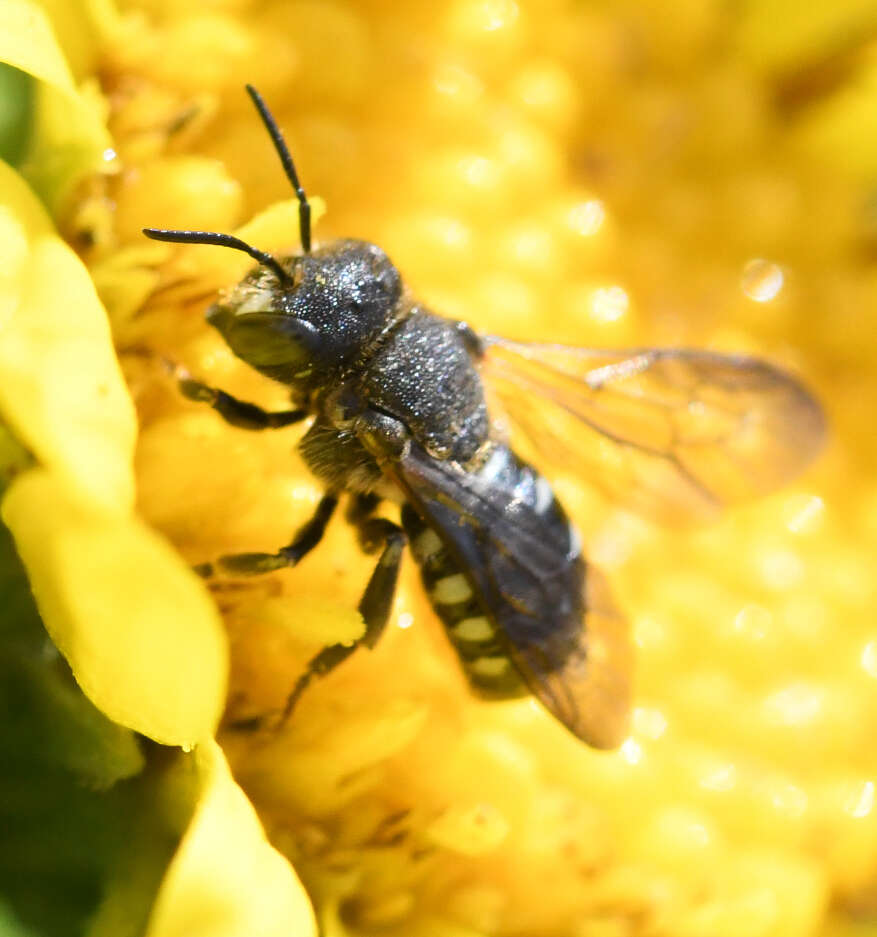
[0,523,195,937]
[0,65,33,167]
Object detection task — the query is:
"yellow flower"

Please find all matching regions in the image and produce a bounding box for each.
[2,1,877,936]
[0,3,313,935]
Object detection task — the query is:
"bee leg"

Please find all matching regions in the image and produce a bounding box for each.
[354,516,408,650]
[197,493,338,577]
[178,372,307,430]
[345,491,382,525]
[274,511,407,724]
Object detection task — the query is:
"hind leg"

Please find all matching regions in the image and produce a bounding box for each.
[278,497,407,719]
[234,495,407,729]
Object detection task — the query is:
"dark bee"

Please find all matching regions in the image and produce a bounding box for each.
[144,86,826,749]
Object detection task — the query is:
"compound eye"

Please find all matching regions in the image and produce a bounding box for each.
[226,313,319,368]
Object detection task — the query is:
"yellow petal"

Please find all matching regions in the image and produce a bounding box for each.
[0,157,135,514]
[791,58,877,179]
[1,469,227,747]
[235,196,327,253]
[737,0,877,70]
[0,0,77,92]
[0,0,111,210]
[146,739,317,937]
[37,0,114,81]
[167,196,327,289]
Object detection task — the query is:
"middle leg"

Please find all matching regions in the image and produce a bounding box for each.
[277,496,408,722]
[197,493,339,577]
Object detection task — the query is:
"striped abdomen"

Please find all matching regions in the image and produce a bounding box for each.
[398,441,584,700]
[392,441,630,748]
[401,503,528,698]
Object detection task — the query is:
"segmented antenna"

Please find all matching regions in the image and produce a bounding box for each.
[142,228,292,285]
[245,84,312,253]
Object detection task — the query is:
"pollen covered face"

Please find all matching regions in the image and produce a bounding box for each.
[202,239,404,389]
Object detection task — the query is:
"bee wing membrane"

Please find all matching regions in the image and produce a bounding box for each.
[525,566,632,750]
[389,442,632,749]
[482,339,826,524]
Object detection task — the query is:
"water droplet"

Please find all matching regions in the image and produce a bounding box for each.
[741,258,784,302]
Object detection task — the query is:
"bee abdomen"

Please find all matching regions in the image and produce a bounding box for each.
[401,505,527,699]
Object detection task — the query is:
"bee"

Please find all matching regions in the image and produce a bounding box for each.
[144,86,826,749]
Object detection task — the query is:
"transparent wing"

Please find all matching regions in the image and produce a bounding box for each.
[390,441,632,748]
[507,563,632,750]
[482,339,826,524]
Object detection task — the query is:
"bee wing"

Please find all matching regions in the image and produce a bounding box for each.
[505,563,631,750]
[481,339,827,524]
[389,441,632,749]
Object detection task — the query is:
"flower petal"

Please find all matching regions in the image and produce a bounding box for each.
[0,0,77,92]
[146,739,317,937]
[0,157,136,514]
[2,469,227,747]
[165,195,328,291]
[0,521,144,790]
[0,0,111,210]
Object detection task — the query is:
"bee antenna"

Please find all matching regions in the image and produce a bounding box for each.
[244,84,312,254]
[142,228,293,285]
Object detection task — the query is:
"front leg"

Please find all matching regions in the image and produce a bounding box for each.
[175,366,308,430]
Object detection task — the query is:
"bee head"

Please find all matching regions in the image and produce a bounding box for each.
[143,86,404,390]
[205,238,402,386]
